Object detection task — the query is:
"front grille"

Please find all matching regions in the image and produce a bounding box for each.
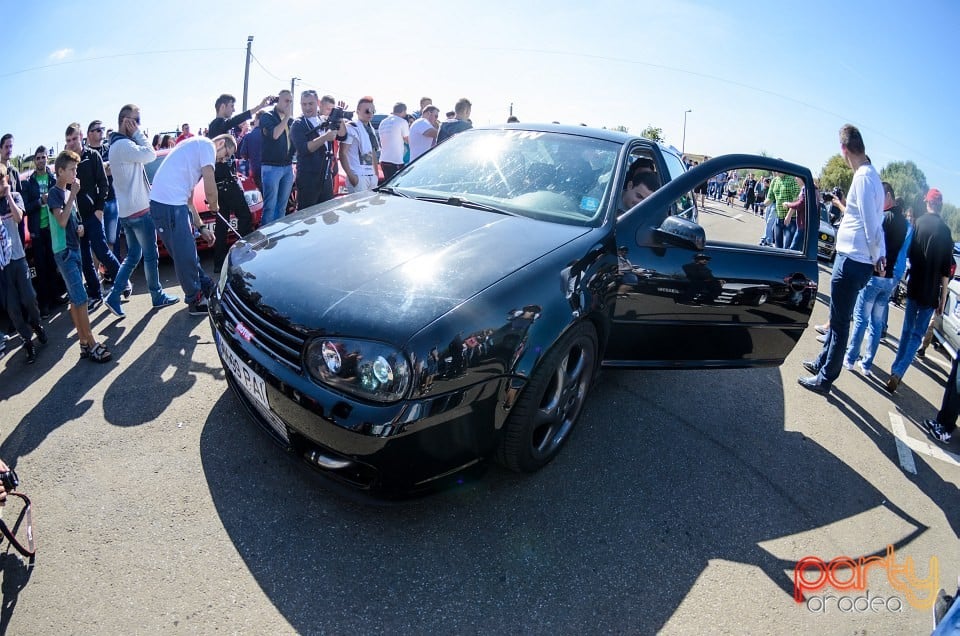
[220,285,305,372]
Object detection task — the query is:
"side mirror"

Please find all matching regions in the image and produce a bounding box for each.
[651,215,705,251]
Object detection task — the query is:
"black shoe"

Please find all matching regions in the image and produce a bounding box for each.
[916,348,926,359]
[802,359,819,375]
[87,297,103,313]
[188,296,209,316]
[32,323,48,345]
[798,375,830,395]
[24,342,36,365]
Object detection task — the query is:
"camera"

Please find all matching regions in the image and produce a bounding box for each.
[821,193,833,202]
[268,96,279,105]
[321,106,354,131]
[0,468,19,492]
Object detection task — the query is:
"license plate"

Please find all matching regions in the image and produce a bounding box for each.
[217,332,269,411]
[203,218,238,234]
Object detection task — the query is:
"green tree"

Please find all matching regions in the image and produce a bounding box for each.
[941,202,959,241]
[606,124,629,133]
[640,125,663,142]
[880,160,929,217]
[819,154,853,194]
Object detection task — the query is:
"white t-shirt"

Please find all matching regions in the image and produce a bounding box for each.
[377,114,409,164]
[342,121,377,177]
[835,162,885,265]
[408,118,436,161]
[149,136,216,206]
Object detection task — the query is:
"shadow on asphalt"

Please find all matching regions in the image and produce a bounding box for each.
[199,367,940,633]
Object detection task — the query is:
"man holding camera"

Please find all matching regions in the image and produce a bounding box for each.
[259,91,295,225]
[291,91,347,209]
[207,93,273,272]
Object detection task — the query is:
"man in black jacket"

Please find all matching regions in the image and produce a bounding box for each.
[64,122,121,310]
[290,91,346,210]
[22,147,64,316]
[206,93,272,272]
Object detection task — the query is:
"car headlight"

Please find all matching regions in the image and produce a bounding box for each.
[305,338,411,403]
[244,190,263,206]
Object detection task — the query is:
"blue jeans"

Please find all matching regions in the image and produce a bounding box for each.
[150,201,212,302]
[79,212,121,297]
[844,276,896,370]
[775,217,796,249]
[891,298,936,379]
[107,213,168,306]
[103,199,119,246]
[54,247,89,306]
[260,164,294,226]
[813,255,874,384]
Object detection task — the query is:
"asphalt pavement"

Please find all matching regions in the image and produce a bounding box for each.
[0,213,957,635]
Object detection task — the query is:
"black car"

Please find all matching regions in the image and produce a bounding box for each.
[209,124,819,495]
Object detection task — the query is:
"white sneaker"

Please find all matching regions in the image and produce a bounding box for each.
[842,360,855,371]
[857,361,873,378]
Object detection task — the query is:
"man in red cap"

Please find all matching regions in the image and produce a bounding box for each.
[886,187,954,393]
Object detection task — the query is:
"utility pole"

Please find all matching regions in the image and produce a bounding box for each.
[291,77,300,96]
[681,109,692,156]
[242,36,253,111]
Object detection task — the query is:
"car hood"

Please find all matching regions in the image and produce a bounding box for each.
[226,192,589,342]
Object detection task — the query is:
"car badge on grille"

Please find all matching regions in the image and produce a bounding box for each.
[235,322,254,342]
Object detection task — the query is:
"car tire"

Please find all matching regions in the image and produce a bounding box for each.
[496,321,598,473]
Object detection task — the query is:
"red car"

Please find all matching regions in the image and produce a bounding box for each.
[144,150,264,256]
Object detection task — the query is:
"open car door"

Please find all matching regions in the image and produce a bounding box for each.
[605,154,819,369]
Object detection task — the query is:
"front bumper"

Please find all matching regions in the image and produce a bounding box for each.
[208,290,506,495]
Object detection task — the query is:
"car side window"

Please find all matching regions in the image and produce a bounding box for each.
[629,162,812,255]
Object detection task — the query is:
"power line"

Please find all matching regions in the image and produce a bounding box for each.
[248,53,287,83]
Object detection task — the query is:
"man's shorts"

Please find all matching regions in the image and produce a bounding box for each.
[54,247,89,306]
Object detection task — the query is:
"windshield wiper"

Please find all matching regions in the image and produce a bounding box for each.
[374,185,410,198]
[413,195,513,215]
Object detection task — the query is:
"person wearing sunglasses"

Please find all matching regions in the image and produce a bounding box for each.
[104,104,180,318]
[339,96,381,194]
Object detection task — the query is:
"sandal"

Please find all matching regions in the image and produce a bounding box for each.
[82,342,112,363]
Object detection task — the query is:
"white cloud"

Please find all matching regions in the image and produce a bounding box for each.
[48,48,74,61]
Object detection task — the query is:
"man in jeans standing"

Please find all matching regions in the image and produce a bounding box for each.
[886,188,954,393]
[258,90,295,226]
[150,135,235,315]
[104,104,179,318]
[799,124,885,395]
[64,122,122,310]
[843,181,910,377]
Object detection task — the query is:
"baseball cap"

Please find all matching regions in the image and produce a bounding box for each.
[925,188,943,204]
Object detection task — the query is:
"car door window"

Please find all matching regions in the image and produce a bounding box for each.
[627,162,813,256]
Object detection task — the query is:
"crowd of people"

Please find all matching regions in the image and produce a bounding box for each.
[0,91,478,368]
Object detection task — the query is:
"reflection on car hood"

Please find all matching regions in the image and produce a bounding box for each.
[819,219,836,237]
[228,192,589,342]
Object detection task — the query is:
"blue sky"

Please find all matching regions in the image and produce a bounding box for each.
[2,0,957,203]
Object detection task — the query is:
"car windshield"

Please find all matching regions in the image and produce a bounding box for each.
[389,129,620,225]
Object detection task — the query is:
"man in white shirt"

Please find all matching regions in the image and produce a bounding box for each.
[799,124,885,395]
[377,102,410,180]
[339,97,380,194]
[149,134,236,315]
[408,106,440,162]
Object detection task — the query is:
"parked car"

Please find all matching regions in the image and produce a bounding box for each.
[931,279,960,360]
[818,203,836,262]
[143,150,264,256]
[209,124,819,495]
